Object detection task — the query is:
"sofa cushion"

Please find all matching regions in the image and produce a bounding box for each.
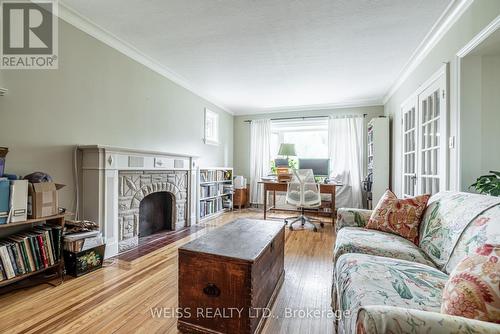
[366,190,430,244]
[334,253,448,334]
[446,204,500,273]
[335,208,372,233]
[441,247,500,323]
[334,227,436,267]
[419,192,500,272]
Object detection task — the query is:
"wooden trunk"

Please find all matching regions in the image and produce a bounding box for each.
[178,219,285,334]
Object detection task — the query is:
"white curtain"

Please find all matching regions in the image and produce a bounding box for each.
[250,119,271,204]
[328,116,364,208]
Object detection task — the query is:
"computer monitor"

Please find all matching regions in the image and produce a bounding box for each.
[298,158,330,176]
[274,158,289,167]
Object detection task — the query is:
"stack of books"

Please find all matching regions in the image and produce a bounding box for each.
[0,225,62,281]
[63,231,103,253]
[200,184,218,198]
[200,169,232,183]
[200,197,224,218]
[222,184,233,195]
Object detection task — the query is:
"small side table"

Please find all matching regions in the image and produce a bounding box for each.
[233,187,249,210]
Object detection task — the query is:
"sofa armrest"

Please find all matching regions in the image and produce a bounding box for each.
[335,208,372,233]
[356,305,499,334]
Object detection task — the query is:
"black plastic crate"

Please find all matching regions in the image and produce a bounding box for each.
[64,244,105,277]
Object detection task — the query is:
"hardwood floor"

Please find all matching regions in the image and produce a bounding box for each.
[0,210,335,334]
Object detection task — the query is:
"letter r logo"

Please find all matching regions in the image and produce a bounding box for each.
[2,1,53,54]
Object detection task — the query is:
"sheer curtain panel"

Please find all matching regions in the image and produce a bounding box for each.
[328,116,364,208]
[250,119,271,204]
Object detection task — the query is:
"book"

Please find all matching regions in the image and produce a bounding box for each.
[50,226,62,262]
[9,235,32,273]
[28,233,42,271]
[4,242,19,275]
[0,245,14,279]
[22,236,35,272]
[13,242,26,274]
[34,228,53,266]
[35,227,56,265]
[0,257,5,281]
[43,230,54,266]
[35,234,48,268]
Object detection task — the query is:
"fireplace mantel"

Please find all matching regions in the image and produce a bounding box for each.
[78,145,199,258]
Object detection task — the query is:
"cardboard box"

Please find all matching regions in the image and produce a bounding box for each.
[27,182,65,219]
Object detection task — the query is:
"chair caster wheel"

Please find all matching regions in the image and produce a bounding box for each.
[313,227,318,232]
[289,226,294,231]
[320,222,324,227]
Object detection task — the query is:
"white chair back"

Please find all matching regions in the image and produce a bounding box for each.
[286,169,321,208]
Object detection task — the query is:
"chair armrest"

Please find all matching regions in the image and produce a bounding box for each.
[356,305,500,334]
[335,208,372,233]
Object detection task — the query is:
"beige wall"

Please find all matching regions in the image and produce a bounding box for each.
[384,0,500,196]
[480,56,500,177]
[460,55,483,190]
[233,105,384,179]
[0,20,233,210]
[461,54,500,189]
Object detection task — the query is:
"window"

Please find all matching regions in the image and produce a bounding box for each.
[204,109,219,145]
[270,119,328,158]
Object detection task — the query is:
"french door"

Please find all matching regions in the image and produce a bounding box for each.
[402,97,417,197]
[401,69,447,197]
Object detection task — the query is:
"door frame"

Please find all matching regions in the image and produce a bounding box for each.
[455,15,500,191]
[400,63,449,195]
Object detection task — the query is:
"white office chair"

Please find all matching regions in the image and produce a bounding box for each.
[285,169,324,232]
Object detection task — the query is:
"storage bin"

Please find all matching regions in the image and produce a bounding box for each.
[64,244,105,277]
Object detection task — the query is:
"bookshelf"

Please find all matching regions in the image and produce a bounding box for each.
[198,168,233,222]
[367,117,389,208]
[0,213,65,289]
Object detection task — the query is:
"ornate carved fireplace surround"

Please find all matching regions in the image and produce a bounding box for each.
[79,146,198,258]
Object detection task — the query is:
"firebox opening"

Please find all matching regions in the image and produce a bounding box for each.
[139,192,174,238]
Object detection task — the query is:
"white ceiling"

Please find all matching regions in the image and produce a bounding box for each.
[62,0,452,115]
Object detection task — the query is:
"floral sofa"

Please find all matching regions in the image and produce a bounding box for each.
[332,191,500,334]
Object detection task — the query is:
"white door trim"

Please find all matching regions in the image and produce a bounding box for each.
[455,15,500,190]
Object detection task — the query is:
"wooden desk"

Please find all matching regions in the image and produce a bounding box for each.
[260,181,336,223]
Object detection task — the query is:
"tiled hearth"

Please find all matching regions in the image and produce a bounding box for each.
[115,225,205,262]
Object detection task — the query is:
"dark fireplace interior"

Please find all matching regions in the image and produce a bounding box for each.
[139,192,174,238]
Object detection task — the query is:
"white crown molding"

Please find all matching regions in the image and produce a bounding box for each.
[456,14,500,57]
[56,2,234,115]
[234,98,383,116]
[0,88,7,96]
[382,0,474,104]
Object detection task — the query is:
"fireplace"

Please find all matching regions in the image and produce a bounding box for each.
[139,191,174,238]
[78,145,198,258]
[117,170,189,252]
